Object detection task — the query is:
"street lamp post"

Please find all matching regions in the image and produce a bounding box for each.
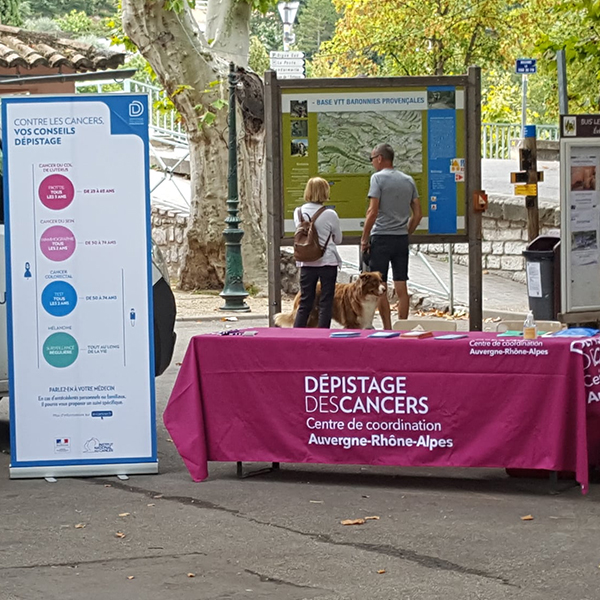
[278,1,300,52]
[220,62,250,312]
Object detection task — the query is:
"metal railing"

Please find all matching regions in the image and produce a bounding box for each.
[481,122,559,159]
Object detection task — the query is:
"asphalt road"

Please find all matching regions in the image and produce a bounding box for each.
[482,159,559,203]
[1,320,600,600]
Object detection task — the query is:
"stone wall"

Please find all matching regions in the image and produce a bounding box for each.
[151,206,188,283]
[420,194,560,284]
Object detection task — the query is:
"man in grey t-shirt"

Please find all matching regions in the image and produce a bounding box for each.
[361,143,422,329]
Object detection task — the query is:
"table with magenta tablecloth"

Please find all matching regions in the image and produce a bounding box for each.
[164,329,600,493]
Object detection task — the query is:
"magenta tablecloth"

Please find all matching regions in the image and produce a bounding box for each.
[164,329,600,493]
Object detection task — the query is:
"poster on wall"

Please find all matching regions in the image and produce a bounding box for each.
[560,115,600,314]
[2,94,157,478]
[281,86,466,236]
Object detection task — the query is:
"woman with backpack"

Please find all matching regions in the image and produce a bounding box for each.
[293,177,342,328]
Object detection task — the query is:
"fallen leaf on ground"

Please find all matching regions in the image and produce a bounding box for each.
[115,531,126,538]
[521,515,534,521]
[127,576,135,580]
[365,516,380,521]
[187,573,196,578]
[341,518,365,526]
[309,500,323,504]
[118,513,130,517]
[74,523,86,529]
[377,570,386,574]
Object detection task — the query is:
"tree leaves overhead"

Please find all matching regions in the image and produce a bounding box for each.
[535,0,600,115]
[314,0,554,77]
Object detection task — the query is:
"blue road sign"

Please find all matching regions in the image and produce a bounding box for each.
[516,59,537,74]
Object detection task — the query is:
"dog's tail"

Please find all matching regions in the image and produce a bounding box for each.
[273,311,295,327]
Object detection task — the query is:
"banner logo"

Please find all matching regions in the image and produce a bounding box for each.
[129,100,144,118]
[83,437,114,453]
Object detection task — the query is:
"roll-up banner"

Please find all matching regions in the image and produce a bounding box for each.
[2,94,157,478]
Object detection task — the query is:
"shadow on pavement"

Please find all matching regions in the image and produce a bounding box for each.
[208,462,586,498]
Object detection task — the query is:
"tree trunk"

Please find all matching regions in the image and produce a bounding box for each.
[206,0,252,67]
[121,0,267,291]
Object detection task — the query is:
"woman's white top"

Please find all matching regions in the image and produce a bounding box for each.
[293,202,343,267]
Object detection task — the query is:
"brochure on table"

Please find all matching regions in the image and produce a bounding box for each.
[2,95,157,478]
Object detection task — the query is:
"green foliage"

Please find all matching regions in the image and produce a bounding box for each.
[249,35,270,75]
[316,0,554,78]
[23,15,62,33]
[26,0,117,18]
[250,9,282,52]
[535,1,600,115]
[127,52,157,84]
[294,0,339,60]
[55,9,109,36]
[0,0,22,26]
[481,67,558,125]
[245,0,280,12]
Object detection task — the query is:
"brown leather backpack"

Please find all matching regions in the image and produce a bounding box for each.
[293,206,331,262]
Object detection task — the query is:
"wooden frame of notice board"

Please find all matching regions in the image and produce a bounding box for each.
[559,115,600,323]
[265,67,483,330]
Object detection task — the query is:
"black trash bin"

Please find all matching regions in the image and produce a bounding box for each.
[522,235,561,321]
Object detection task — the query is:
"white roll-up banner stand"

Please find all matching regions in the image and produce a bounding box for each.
[2,95,157,478]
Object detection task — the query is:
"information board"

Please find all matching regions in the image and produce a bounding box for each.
[2,95,157,478]
[560,115,600,313]
[281,86,466,236]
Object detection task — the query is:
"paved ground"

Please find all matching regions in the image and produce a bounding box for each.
[173,248,530,323]
[482,159,559,203]
[1,320,599,600]
[0,159,555,599]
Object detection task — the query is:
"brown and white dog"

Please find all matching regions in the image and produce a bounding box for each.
[274,271,386,329]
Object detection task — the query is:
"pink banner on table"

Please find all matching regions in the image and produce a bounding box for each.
[572,338,600,470]
[165,329,600,493]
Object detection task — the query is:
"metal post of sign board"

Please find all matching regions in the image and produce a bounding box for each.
[466,66,483,331]
[516,59,536,136]
[265,70,483,329]
[521,74,528,135]
[557,50,569,116]
[265,70,283,323]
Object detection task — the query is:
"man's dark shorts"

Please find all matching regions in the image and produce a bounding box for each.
[369,235,409,282]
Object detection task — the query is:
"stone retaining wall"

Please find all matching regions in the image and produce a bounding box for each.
[420,194,560,284]
[151,206,188,282]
